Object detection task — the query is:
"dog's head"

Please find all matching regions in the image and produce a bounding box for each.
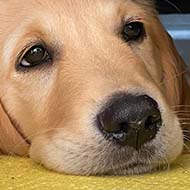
[0,0,189,175]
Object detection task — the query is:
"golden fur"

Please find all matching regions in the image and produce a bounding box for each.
[0,0,189,175]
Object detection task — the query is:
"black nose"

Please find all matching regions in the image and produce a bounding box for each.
[97,94,162,150]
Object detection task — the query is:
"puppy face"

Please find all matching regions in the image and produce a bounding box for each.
[0,0,186,175]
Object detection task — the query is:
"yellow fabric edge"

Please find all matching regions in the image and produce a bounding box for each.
[0,155,190,190]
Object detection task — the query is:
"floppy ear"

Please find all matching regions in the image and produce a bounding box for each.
[163,33,190,107]
[153,18,190,108]
[148,16,190,151]
[0,100,29,156]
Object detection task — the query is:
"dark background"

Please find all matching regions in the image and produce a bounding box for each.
[156,0,190,13]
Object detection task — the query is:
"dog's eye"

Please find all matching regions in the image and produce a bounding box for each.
[121,22,145,42]
[19,45,52,68]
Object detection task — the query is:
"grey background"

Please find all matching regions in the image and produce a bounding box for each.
[160,14,190,66]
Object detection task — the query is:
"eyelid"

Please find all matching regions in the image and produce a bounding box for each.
[15,40,55,71]
[122,16,143,24]
[16,40,46,64]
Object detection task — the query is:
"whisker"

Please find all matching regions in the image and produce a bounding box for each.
[173,109,190,112]
[158,157,170,172]
[178,119,190,122]
[179,122,190,125]
[159,66,190,88]
[183,137,190,142]
[174,112,190,115]
[182,129,190,133]
[183,143,190,152]
[181,124,190,126]
[143,149,154,168]
[175,112,190,114]
[162,0,182,13]
[183,131,190,141]
[183,135,190,141]
[176,117,190,120]
[175,113,190,116]
[172,105,190,108]
[178,118,190,121]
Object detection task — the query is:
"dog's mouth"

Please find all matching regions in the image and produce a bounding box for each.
[103,160,168,176]
[99,145,164,176]
[79,135,165,175]
[103,162,153,176]
[81,148,165,176]
[96,146,168,176]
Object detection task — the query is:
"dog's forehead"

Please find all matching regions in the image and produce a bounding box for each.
[0,1,156,40]
[1,0,153,22]
[1,0,149,9]
[0,0,155,43]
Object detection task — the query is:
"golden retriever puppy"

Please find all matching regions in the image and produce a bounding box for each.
[0,0,190,175]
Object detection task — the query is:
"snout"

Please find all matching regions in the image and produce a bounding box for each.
[30,90,183,175]
[97,93,162,150]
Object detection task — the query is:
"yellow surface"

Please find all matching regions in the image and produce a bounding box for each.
[1,155,190,190]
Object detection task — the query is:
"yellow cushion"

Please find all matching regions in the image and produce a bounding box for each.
[0,155,190,190]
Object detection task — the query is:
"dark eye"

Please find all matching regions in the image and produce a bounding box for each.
[121,22,145,42]
[19,45,52,68]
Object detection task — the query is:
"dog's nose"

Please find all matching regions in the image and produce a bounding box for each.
[97,94,162,150]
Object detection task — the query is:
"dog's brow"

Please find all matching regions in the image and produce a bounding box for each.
[3,24,27,66]
[3,18,60,66]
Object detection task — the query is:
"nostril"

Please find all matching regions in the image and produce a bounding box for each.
[144,112,162,130]
[145,116,155,129]
[119,122,129,133]
[97,115,129,134]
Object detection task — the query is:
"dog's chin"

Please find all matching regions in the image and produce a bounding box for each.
[29,135,171,176]
[30,143,164,176]
[103,162,154,176]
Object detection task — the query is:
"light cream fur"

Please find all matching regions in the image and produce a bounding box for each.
[0,0,189,175]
